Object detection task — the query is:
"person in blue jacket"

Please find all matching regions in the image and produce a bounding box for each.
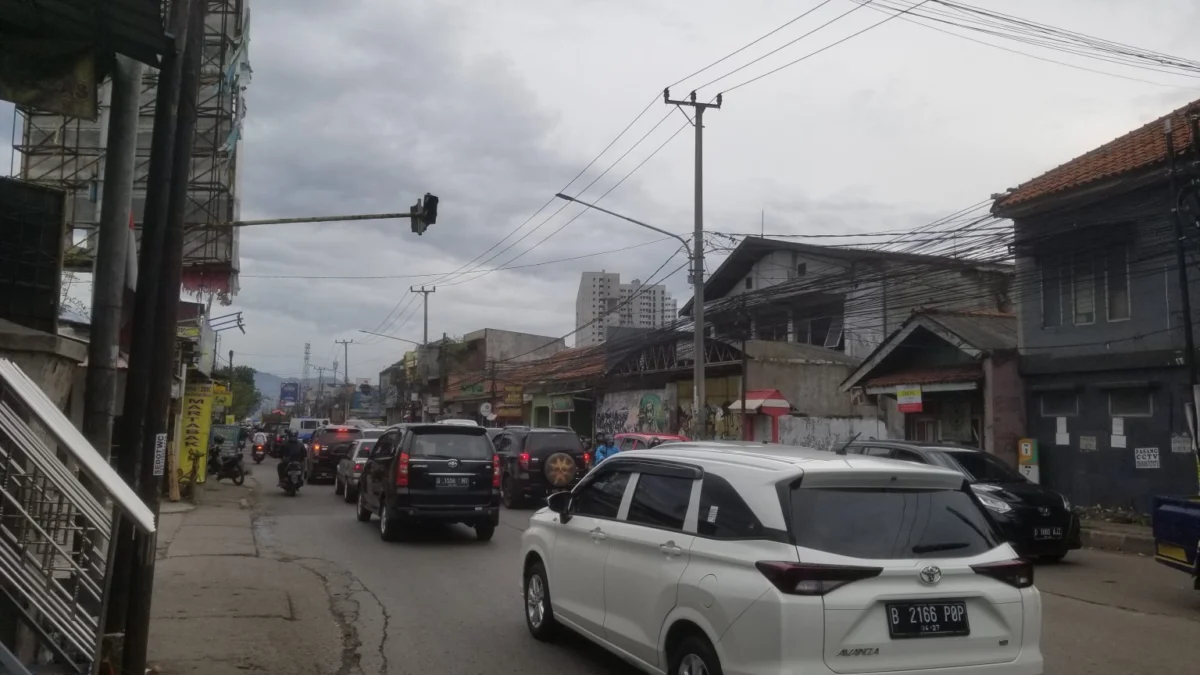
[594,434,619,464]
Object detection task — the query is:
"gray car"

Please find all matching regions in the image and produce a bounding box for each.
[335,439,375,503]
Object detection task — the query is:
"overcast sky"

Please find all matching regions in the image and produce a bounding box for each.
[5,0,1200,382]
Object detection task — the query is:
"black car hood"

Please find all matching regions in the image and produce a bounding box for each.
[974,480,1063,508]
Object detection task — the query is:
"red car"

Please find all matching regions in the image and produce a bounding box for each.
[612,432,689,451]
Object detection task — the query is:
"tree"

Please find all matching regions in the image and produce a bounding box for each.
[211,365,263,421]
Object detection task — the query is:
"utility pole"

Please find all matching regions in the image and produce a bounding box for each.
[411,286,437,344]
[314,366,327,413]
[737,294,750,441]
[1169,117,1200,487]
[82,54,143,459]
[302,342,311,408]
[336,339,353,421]
[116,2,204,673]
[665,88,721,439]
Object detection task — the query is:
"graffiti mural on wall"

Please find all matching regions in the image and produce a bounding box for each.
[677,403,741,441]
[597,389,670,436]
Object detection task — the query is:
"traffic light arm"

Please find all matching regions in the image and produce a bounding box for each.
[230,212,416,227]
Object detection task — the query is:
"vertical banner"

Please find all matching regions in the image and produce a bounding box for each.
[180,383,214,483]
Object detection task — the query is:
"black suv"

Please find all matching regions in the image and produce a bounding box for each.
[355,423,499,541]
[308,425,364,483]
[845,440,1082,560]
[493,428,590,508]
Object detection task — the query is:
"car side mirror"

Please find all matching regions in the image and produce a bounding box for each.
[547,491,571,517]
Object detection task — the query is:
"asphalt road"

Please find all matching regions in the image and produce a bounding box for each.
[251,481,1200,675]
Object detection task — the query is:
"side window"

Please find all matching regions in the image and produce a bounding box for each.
[891,449,925,464]
[495,434,510,452]
[862,447,894,458]
[697,473,763,539]
[621,438,637,451]
[626,473,692,531]
[573,470,632,519]
[843,445,866,454]
[373,432,398,459]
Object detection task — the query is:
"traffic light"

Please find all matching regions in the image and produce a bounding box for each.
[422,193,438,226]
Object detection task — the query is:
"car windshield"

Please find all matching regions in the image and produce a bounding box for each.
[933,450,1026,483]
[790,487,1001,559]
[526,433,582,452]
[410,429,492,459]
[355,442,374,458]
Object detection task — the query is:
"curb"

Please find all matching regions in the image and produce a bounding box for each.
[1080,527,1155,556]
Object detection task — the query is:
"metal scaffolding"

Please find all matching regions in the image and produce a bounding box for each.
[11,0,249,305]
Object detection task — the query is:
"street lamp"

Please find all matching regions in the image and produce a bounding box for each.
[553,193,707,440]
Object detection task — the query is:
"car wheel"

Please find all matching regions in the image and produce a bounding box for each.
[334,476,345,496]
[343,485,357,504]
[475,523,495,541]
[356,490,372,522]
[502,474,525,509]
[379,505,401,542]
[670,635,723,675]
[523,561,557,641]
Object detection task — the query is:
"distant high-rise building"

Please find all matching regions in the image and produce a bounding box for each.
[575,272,677,346]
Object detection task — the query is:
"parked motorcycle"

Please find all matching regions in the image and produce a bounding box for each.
[251,443,266,464]
[208,435,245,486]
[281,460,304,497]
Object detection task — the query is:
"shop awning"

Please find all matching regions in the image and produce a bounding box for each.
[728,389,792,414]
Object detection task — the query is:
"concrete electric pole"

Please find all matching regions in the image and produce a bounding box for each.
[336,339,353,421]
[411,286,437,345]
[665,88,720,440]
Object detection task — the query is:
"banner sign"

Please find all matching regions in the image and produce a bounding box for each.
[280,382,299,405]
[896,386,923,413]
[180,383,214,483]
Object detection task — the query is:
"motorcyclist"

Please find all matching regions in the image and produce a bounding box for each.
[252,429,268,448]
[593,433,619,464]
[277,430,308,485]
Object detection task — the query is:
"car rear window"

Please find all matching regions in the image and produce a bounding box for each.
[933,450,1025,483]
[410,429,492,459]
[301,420,320,429]
[789,487,1001,559]
[314,429,363,446]
[526,432,582,453]
[355,442,374,458]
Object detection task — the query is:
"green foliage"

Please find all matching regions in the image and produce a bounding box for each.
[212,365,263,420]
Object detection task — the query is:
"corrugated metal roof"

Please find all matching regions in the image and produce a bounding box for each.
[920,310,1017,352]
[0,0,168,65]
[865,364,983,387]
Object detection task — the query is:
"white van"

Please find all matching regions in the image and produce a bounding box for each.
[290,417,330,440]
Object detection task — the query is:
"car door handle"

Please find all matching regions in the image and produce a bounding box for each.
[590,527,607,542]
[659,542,683,557]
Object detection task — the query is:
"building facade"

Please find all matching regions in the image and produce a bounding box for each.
[575,272,676,346]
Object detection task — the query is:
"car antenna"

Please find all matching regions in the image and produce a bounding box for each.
[833,432,862,456]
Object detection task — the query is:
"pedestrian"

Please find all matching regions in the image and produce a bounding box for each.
[593,433,619,464]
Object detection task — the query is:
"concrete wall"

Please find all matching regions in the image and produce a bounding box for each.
[732,251,845,297]
[984,351,1024,467]
[746,358,865,418]
[462,328,567,364]
[596,387,673,436]
[777,415,890,450]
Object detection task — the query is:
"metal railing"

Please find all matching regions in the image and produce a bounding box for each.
[0,359,155,674]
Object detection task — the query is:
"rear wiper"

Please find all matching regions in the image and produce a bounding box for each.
[911,541,971,554]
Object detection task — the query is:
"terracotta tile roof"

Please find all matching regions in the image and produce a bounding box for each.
[865,364,983,388]
[994,99,1200,212]
[499,346,606,386]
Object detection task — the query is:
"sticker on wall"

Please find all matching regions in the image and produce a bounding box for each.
[1055,417,1069,446]
[1171,434,1194,454]
[1112,435,1127,448]
[1079,435,1097,451]
[1133,447,1160,469]
[1112,417,1124,436]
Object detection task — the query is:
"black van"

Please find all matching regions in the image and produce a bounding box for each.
[355,424,499,541]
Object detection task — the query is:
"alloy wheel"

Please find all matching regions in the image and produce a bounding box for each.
[526,574,545,628]
[678,653,708,675]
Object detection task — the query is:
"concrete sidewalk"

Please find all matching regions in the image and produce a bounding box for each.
[1080,519,1155,556]
[147,474,343,674]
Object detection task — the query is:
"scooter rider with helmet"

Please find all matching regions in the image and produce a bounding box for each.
[277,430,308,486]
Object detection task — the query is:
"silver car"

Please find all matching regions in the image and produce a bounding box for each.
[334,439,375,503]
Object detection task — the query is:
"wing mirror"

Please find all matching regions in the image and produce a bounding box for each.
[547,491,572,520]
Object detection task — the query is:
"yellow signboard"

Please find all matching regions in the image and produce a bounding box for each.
[180,383,214,483]
[225,414,236,425]
[212,382,233,408]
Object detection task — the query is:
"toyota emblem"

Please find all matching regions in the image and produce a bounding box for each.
[1038,506,1050,517]
[919,565,942,585]
[447,459,459,469]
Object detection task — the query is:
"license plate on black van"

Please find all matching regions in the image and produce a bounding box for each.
[1033,527,1062,540]
[886,601,969,638]
[435,476,469,488]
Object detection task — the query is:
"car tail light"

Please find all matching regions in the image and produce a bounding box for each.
[971,560,1034,588]
[582,452,591,468]
[519,452,530,470]
[755,561,882,596]
[492,454,501,488]
[312,443,322,453]
[354,462,363,471]
[395,451,410,487]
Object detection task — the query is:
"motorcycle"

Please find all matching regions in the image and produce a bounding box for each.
[207,435,245,486]
[251,444,266,464]
[281,460,304,497]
